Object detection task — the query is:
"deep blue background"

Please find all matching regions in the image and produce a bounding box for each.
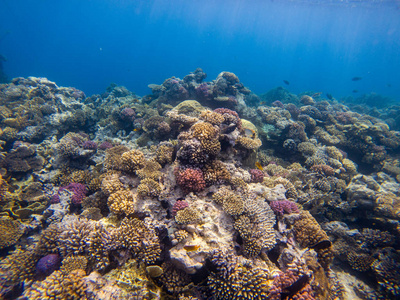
[0,0,399,99]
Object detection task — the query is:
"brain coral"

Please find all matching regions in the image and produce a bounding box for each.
[0,216,24,249]
[107,189,135,216]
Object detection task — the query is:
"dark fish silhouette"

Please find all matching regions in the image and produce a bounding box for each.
[352,77,362,81]
[311,92,322,98]
[387,83,392,88]
[283,80,290,85]
[326,93,333,100]
[352,90,358,93]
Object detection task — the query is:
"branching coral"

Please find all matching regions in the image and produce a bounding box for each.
[175,167,206,193]
[120,149,146,173]
[110,217,161,265]
[136,159,162,180]
[202,160,231,186]
[212,187,244,216]
[137,178,161,198]
[175,206,201,224]
[207,249,273,300]
[107,189,135,216]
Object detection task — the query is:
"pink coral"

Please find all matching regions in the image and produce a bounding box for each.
[249,169,264,183]
[59,182,87,205]
[269,200,299,216]
[175,167,206,193]
[171,199,189,217]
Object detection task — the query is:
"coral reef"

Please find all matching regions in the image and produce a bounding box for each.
[0,70,399,299]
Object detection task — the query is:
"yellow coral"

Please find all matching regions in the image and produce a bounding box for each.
[155,144,175,166]
[199,110,225,125]
[107,189,135,216]
[120,149,145,172]
[175,207,201,224]
[235,136,262,150]
[101,173,123,195]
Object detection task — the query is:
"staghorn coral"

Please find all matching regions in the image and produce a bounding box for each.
[0,216,24,249]
[137,178,161,198]
[110,217,161,265]
[175,206,201,225]
[22,269,88,300]
[107,189,135,216]
[0,249,39,297]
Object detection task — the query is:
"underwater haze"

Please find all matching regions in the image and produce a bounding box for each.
[0,0,399,99]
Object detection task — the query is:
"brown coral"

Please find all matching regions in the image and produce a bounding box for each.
[60,255,88,274]
[155,144,175,166]
[0,216,24,249]
[175,207,201,224]
[213,187,244,216]
[120,149,146,172]
[235,136,262,150]
[101,172,123,195]
[136,159,162,180]
[202,160,231,186]
[22,269,88,300]
[107,189,135,216]
[291,210,333,268]
[137,178,161,198]
[103,145,129,170]
[111,217,161,265]
[347,252,375,272]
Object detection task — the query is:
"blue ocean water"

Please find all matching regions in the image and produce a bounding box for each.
[0,0,399,100]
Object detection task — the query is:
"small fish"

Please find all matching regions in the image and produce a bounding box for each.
[260,101,266,105]
[352,89,358,93]
[255,161,263,171]
[326,93,333,100]
[133,128,139,132]
[283,80,290,85]
[387,83,392,88]
[244,128,256,139]
[352,76,362,81]
[184,245,200,252]
[311,92,322,98]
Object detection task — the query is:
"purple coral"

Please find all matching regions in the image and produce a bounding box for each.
[249,169,264,183]
[82,140,98,150]
[98,141,113,150]
[60,182,87,206]
[269,200,299,216]
[36,254,61,276]
[120,107,136,122]
[171,199,189,217]
[195,83,213,101]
